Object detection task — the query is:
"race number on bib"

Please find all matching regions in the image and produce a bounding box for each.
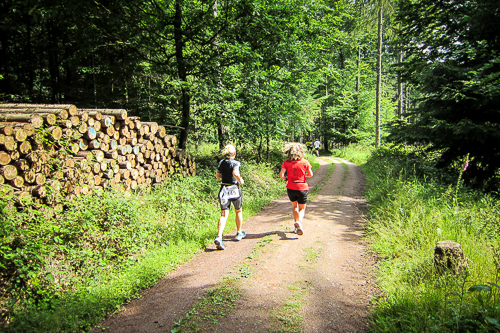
[225,185,240,200]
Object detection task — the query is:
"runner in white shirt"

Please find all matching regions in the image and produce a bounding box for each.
[313,139,321,157]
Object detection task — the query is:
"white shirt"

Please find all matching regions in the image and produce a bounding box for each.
[314,140,321,148]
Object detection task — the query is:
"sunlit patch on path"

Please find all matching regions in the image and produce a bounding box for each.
[93,157,378,333]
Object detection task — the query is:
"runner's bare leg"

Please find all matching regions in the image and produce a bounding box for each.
[235,208,243,233]
[218,209,229,238]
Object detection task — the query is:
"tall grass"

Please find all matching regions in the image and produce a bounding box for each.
[360,145,500,333]
[330,143,374,165]
[1,143,287,332]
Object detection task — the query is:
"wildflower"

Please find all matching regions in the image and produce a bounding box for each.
[462,154,469,171]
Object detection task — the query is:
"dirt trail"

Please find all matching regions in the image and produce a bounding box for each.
[95,157,378,332]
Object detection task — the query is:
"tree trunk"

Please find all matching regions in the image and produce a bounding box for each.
[375,7,383,147]
[266,120,270,162]
[175,0,190,150]
[356,45,361,130]
[406,85,411,122]
[0,31,10,95]
[397,49,404,119]
[213,0,228,150]
[47,19,60,103]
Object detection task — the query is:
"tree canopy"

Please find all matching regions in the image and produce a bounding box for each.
[2,0,500,185]
[389,0,500,188]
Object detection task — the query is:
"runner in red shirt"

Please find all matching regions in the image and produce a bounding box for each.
[280,143,314,235]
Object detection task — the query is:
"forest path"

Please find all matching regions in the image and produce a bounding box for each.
[95,157,378,333]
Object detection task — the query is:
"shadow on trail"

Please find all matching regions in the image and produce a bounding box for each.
[228,230,300,242]
[289,157,374,332]
[308,158,368,245]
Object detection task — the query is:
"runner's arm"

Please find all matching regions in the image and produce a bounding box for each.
[306,162,313,177]
[215,172,222,179]
[280,167,288,181]
[233,169,244,185]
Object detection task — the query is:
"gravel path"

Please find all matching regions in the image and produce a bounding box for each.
[94,157,378,332]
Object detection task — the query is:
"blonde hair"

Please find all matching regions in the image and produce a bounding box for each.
[221,144,236,157]
[283,142,305,161]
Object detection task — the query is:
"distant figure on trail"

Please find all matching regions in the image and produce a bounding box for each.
[280,143,314,236]
[305,141,313,153]
[214,144,246,250]
[313,139,321,157]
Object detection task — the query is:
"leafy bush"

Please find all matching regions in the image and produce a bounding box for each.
[0,146,285,332]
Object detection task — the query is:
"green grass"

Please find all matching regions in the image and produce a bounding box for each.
[171,278,242,333]
[356,144,500,333]
[309,159,335,197]
[305,154,321,172]
[0,143,288,333]
[270,281,309,333]
[171,236,276,332]
[330,143,373,166]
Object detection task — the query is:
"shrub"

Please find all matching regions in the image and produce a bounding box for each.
[1,144,285,332]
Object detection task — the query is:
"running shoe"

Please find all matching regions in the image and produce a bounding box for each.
[235,231,246,241]
[214,236,225,250]
[294,222,304,236]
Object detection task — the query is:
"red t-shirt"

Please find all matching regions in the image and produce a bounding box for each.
[282,159,312,190]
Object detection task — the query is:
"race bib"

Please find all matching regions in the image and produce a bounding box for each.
[225,185,240,200]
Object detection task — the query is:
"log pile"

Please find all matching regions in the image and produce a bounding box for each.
[0,103,196,207]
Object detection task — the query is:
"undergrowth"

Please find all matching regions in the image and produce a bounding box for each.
[359,144,500,333]
[330,143,374,165]
[0,143,287,332]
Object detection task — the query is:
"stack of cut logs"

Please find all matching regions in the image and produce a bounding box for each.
[0,103,196,207]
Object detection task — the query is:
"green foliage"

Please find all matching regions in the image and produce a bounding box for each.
[330,143,374,165]
[171,279,242,333]
[1,0,385,150]
[0,147,285,332]
[390,0,500,189]
[363,145,500,333]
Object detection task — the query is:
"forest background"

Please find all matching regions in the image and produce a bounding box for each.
[1,0,500,332]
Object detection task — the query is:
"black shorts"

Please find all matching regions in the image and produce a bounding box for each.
[219,186,243,210]
[287,188,309,204]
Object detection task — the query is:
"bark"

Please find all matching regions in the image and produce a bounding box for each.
[356,45,361,130]
[375,7,383,147]
[175,0,190,150]
[0,107,70,119]
[397,49,404,119]
[0,104,77,115]
[0,113,44,124]
[77,109,125,120]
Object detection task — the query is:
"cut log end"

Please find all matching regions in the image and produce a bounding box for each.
[434,240,469,275]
